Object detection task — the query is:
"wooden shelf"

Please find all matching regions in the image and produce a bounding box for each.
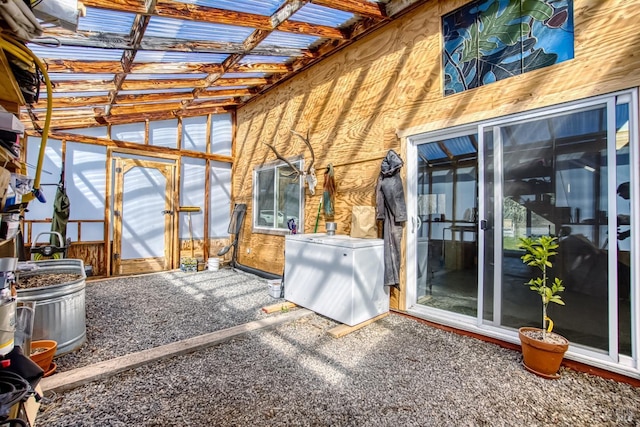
[0,48,25,114]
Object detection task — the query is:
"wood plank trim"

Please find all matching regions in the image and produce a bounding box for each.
[40,308,314,393]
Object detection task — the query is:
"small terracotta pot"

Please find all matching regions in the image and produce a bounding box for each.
[30,340,57,372]
[519,327,569,379]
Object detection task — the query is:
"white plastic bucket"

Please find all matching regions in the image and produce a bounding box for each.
[268,279,282,298]
[207,258,221,271]
[0,299,16,356]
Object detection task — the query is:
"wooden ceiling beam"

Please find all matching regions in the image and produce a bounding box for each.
[115,92,194,104]
[24,116,105,131]
[43,60,288,75]
[120,78,207,91]
[185,98,239,109]
[31,95,111,109]
[100,108,230,125]
[51,80,115,92]
[44,60,123,74]
[311,0,387,19]
[197,89,255,99]
[81,0,145,13]
[42,29,311,57]
[110,102,184,116]
[82,0,344,39]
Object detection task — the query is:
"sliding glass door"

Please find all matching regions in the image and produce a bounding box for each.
[409,90,637,365]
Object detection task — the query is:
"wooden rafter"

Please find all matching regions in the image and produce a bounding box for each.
[25,0,429,128]
[311,0,387,19]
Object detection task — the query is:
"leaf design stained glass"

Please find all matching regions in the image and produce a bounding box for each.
[443,0,574,95]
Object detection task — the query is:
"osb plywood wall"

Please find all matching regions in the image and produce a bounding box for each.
[234,0,640,286]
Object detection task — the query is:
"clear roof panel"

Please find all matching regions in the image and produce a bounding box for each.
[205,86,248,92]
[178,0,282,16]
[118,88,194,95]
[445,136,477,157]
[419,143,448,161]
[48,91,110,98]
[78,7,136,34]
[240,55,292,64]
[28,44,124,61]
[126,73,207,80]
[49,73,115,81]
[222,72,267,79]
[259,31,319,49]
[145,16,254,43]
[292,3,354,27]
[134,51,228,64]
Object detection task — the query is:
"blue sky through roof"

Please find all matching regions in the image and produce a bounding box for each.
[28,44,124,61]
[292,3,354,27]
[259,31,319,49]
[118,88,194,95]
[49,73,114,81]
[126,73,207,80]
[240,55,291,64]
[176,0,282,16]
[78,7,136,34]
[222,73,267,79]
[134,51,229,63]
[145,16,254,43]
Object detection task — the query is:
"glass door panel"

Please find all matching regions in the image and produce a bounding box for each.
[498,106,611,351]
[615,101,632,356]
[416,136,478,316]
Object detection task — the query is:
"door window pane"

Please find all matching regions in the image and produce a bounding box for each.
[616,102,631,356]
[415,137,478,317]
[500,105,610,351]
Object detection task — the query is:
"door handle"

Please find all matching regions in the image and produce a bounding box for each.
[161,210,173,215]
[480,219,490,230]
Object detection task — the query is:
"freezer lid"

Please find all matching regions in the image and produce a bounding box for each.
[286,233,383,248]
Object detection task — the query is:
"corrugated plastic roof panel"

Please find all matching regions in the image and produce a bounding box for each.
[145,16,254,43]
[292,3,354,27]
[29,45,125,61]
[78,7,136,34]
[418,143,448,161]
[134,51,229,64]
[240,55,292,64]
[445,136,477,157]
[259,31,319,49]
[19,0,423,130]
[49,91,110,98]
[181,0,281,16]
[118,88,194,95]
[205,86,248,92]
[49,73,115,81]
[222,73,267,79]
[125,73,208,80]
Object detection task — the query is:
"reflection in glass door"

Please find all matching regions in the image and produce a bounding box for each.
[494,98,634,355]
[415,136,478,316]
[409,90,637,371]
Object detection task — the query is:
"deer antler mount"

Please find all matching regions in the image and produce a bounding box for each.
[264,129,317,195]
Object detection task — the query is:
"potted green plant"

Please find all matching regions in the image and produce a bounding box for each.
[517,235,569,379]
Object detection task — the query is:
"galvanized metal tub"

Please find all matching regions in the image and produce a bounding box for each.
[17,259,86,356]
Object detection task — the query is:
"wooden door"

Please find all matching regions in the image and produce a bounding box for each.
[112,158,175,275]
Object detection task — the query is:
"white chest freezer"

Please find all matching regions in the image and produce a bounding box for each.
[284,233,388,326]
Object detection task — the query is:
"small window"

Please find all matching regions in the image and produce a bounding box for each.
[253,158,304,234]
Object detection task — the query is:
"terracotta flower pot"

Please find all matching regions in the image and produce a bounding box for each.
[30,340,57,372]
[518,327,569,379]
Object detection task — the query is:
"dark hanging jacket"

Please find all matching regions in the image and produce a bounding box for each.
[376,150,407,287]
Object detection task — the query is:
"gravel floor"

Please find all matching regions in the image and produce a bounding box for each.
[37,268,640,426]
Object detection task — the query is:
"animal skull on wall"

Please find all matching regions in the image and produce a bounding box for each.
[264,129,317,195]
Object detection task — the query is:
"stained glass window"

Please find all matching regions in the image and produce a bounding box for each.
[443,0,574,95]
